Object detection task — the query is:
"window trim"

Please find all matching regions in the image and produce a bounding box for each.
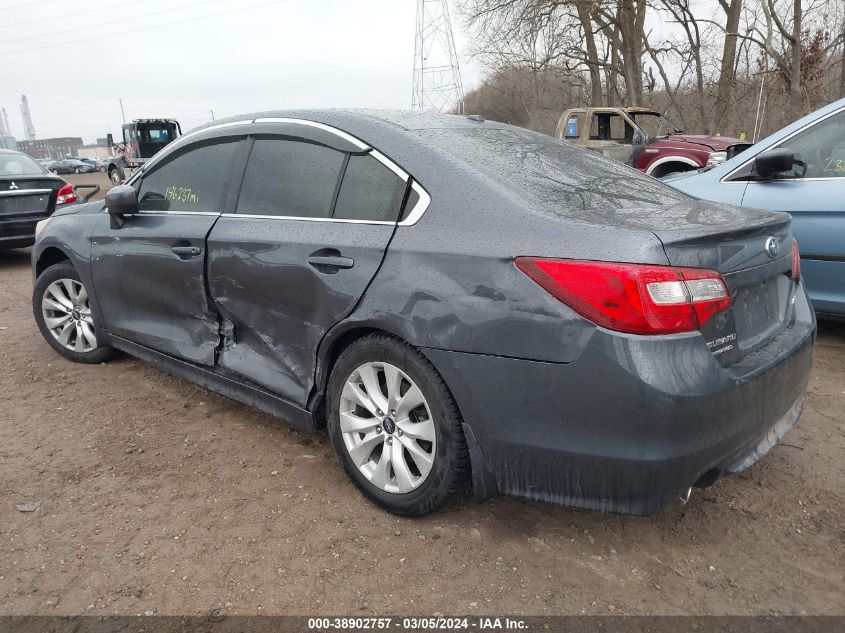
[722,105,845,184]
[132,117,432,226]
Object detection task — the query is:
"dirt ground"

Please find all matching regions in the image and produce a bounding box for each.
[1,178,843,616]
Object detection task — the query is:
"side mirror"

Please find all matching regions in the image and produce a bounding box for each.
[106,133,114,147]
[104,184,138,229]
[754,148,794,178]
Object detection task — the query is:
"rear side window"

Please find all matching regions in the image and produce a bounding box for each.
[334,154,406,222]
[137,139,238,213]
[237,139,345,218]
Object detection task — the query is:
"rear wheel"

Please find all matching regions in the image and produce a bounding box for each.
[327,334,469,516]
[74,166,81,174]
[33,261,114,364]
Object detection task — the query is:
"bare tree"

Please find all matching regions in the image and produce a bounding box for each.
[716,0,743,126]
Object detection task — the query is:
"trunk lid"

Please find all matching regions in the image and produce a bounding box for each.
[652,204,795,365]
[0,177,61,217]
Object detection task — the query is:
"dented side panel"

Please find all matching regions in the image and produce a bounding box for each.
[206,216,395,406]
[90,212,222,365]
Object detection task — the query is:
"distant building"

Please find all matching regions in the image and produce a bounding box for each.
[17,137,84,160]
[78,144,111,160]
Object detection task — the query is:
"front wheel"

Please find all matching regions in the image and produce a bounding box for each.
[327,334,469,516]
[108,167,123,185]
[33,261,115,364]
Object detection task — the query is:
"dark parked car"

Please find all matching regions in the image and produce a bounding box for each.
[75,156,106,172]
[31,111,814,516]
[1,148,78,250]
[45,158,97,175]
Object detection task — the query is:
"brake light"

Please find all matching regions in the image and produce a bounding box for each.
[791,239,801,280]
[515,258,731,335]
[56,183,77,205]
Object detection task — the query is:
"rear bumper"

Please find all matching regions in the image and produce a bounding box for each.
[423,284,816,515]
[1,216,45,250]
[0,228,36,249]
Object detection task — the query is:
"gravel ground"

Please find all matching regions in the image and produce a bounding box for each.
[1,178,843,616]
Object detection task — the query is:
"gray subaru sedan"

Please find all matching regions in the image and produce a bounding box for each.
[31,110,815,516]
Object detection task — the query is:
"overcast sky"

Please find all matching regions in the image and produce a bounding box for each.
[0,0,482,144]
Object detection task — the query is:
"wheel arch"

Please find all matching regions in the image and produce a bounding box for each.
[310,324,398,429]
[310,323,492,500]
[35,246,71,277]
[646,155,700,177]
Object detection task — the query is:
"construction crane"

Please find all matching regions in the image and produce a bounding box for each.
[412,0,465,114]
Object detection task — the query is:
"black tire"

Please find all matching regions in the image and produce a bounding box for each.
[74,167,81,174]
[33,261,115,364]
[108,166,123,185]
[327,334,469,516]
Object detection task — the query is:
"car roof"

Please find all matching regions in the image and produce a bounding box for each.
[189,109,509,135]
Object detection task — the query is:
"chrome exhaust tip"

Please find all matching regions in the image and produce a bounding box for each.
[679,487,693,505]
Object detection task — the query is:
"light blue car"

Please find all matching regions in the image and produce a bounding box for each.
[669,98,845,319]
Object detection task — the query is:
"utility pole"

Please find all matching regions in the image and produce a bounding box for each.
[412,0,465,114]
[119,98,126,124]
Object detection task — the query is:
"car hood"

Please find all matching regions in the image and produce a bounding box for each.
[654,134,748,151]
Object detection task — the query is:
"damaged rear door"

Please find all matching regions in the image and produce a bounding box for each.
[91,134,245,365]
[206,123,411,406]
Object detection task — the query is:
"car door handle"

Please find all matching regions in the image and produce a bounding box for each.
[307,255,354,270]
[171,245,201,258]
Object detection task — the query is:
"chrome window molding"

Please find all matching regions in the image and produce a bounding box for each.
[253,118,370,151]
[220,213,395,226]
[399,181,430,226]
[722,105,845,184]
[369,148,409,182]
[0,188,52,197]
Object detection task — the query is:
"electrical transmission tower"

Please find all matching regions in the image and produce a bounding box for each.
[412,0,465,114]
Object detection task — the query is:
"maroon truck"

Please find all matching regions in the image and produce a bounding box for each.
[555,107,752,178]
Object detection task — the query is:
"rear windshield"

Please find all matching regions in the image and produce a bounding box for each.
[0,152,45,177]
[417,127,690,215]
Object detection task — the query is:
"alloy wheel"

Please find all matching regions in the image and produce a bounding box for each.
[339,362,436,494]
[41,279,98,353]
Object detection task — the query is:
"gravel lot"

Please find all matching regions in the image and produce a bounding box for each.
[1,174,843,616]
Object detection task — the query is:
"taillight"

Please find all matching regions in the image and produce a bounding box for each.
[791,239,801,280]
[515,258,731,335]
[56,183,77,205]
